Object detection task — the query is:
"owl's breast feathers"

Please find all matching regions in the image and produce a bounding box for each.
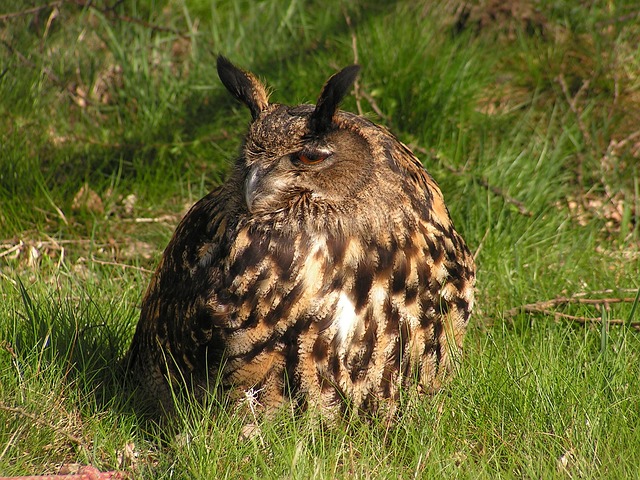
[125,57,476,418]
[127,161,475,415]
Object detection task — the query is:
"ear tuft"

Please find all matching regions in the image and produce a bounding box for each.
[217,55,269,120]
[309,65,360,134]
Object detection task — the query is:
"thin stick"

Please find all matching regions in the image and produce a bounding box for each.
[505,293,640,330]
[519,308,640,331]
[477,177,533,217]
[505,296,639,317]
[90,256,153,273]
[0,402,87,450]
[415,146,533,217]
[70,0,190,39]
[118,214,178,224]
[571,288,640,297]
[473,227,490,262]
[361,90,392,123]
[342,8,363,116]
[0,242,23,258]
[557,74,593,149]
[0,2,62,21]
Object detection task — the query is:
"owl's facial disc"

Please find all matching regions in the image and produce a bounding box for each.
[244,136,336,213]
[244,160,294,214]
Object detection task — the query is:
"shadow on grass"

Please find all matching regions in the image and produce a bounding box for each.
[9,274,233,449]
[11,276,142,418]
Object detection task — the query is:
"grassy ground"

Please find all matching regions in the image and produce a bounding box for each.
[1,0,640,478]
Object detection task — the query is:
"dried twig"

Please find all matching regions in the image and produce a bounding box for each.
[122,214,179,224]
[571,288,640,297]
[505,293,640,330]
[0,2,62,21]
[90,256,153,273]
[557,74,593,150]
[595,10,640,26]
[342,8,363,116]
[477,177,533,217]
[513,307,640,330]
[0,241,24,259]
[70,0,190,39]
[413,146,533,217]
[361,90,392,123]
[506,295,638,314]
[0,402,88,451]
[473,227,490,262]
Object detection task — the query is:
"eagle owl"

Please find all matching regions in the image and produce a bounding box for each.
[125,56,476,419]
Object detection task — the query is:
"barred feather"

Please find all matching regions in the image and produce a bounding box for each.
[125,58,476,420]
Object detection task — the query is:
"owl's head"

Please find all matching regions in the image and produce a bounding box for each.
[217,56,439,232]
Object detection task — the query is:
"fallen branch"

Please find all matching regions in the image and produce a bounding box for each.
[413,146,533,217]
[361,90,392,123]
[0,402,88,451]
[557,74,593,150]
[572,288,640,297]
[90,256,153,273]
[477,177,533,217]
[0,241,23,259]
[342,8,363,116]
[511,307,640,330]
[0,39,92,108]
[473,227,490,262]
[122,214,179,224]
[0,2,62,21]
[505,292,640,330]
[70,0,190,39]
[505,296,639,316]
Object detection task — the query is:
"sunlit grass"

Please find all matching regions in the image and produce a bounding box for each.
[1,0,639,478]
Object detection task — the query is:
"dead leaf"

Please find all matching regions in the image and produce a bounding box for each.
[58,463,82,474]
[27,243,41,268]
[117,441,138,470]
[123,194,137,217]
[557,448,575,474]
[120,240,155,261]
[72,183,104,215]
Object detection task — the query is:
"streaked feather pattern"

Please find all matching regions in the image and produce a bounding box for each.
[125,57,476,419]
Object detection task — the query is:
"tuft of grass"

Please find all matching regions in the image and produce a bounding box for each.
[1,0,639,478]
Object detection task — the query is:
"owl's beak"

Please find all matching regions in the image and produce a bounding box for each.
[244,164,265,212]
[245,162,293,214]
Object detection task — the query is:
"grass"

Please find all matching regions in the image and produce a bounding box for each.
[1,0,639,477]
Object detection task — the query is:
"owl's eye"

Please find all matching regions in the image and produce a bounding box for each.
[293,147,331,166]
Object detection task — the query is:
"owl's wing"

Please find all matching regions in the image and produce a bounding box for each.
[126,185,236,393]
[391,139,476,329]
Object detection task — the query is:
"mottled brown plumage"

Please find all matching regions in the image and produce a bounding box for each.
[125,56,476,419]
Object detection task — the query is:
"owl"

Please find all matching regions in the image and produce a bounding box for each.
[125,56,476,420]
